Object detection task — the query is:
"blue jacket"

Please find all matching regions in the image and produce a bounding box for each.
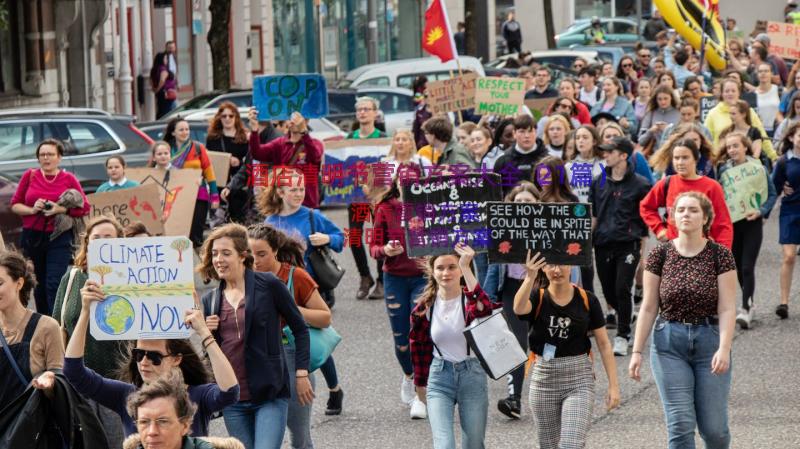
[202,269,310,404]
[590,96,638,132]
[772,150,800,214]
[265,206,344,279]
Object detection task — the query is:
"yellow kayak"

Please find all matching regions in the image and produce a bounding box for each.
[655,0,727,71]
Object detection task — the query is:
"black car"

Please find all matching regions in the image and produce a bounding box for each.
[0,108,153,193]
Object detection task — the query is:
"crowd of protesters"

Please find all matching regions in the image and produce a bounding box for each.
[3,8,800,449]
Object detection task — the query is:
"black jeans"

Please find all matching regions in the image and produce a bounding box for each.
[594,241,641,339]
[21,229,74,316]
[579,250,595,293]
[500,277,529,399]
[190,199,209,248]
[732,218,763,310]
[226,188,252,224]
[348,203,382,279]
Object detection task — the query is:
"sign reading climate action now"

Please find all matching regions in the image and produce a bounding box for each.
[402,173,502,257]
[474,77,525,116]
[88,236,195,341]
[487,202,593,266]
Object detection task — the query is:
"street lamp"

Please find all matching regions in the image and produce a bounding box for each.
[117,0,133,114]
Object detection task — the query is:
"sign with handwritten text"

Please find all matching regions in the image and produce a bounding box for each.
[718,160,768,223]
[426,73,478,114]
[86,184,164,235]
[767,21,800,60]
[321,138,392,205]
[253,74,329,120]
[88,236,195,340]
[474,77,525,116]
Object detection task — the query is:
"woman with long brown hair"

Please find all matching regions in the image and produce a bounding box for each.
[651,123,718,179]
[206,101,251,224]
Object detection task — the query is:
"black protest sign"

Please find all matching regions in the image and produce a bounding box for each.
[699,96,718,123]
[487,202,593,266]
[402,173,502,257]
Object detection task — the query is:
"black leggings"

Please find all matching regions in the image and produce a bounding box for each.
[732,218,763,310]
[348,203,382,279]
[594,241,640,339]
[500,277,528,399]
[190,199,209,248]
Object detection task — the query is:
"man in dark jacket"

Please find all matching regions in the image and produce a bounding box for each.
[589,137,650,357]
[492,114,547,196]
[501,11,522,54]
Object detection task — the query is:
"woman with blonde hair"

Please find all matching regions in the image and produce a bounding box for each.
[383,128,430,176]
[542,114,572,159]
[599,122,654,184]
[456,122,477,147]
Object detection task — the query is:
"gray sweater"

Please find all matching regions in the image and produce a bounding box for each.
[638,107,681,148]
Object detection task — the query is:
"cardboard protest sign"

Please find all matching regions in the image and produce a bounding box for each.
[401,173,503,257]
[321,138,392,206]
[524,98,554,120]
[127,168,201,237]
[718,159,769,223]
[207,151,232,186]
[253,74,329,121]
[487,202,593,266]
[0,231,5,251]
[474,77,525,116]
[87,184,164,235]
[88,236,195,340]
[426,73,478,114]
[699,96,719,123]
[766,21,800,60]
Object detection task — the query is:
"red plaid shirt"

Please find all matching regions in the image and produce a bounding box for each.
[409,284,498,387]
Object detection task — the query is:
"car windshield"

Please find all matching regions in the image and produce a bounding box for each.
[170,93,219,115]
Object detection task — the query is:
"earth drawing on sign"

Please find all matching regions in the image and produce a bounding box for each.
[95,295,135,335]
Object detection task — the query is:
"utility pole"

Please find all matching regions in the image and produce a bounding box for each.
[367,0,378,63]
[117,0,133,114]
[141,0,155,121]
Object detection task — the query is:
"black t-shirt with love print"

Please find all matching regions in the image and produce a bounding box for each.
[519,287,606,358]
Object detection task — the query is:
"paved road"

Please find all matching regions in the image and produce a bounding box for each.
[207,206,800,448]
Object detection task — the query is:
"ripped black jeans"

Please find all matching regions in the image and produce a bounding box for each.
[383,272,427,375]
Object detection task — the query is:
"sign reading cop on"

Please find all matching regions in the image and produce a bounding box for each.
[88,236,195,341]
[474,77,525,116]
[402,173,502,257]
[253,74,329,121]
[426,73,478,114]
[719,159,769,223]
[487,202,593,266]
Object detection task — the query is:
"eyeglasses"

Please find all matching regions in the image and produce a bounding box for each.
[132,348,172,365]
[38,153,59,159]
[136,418,177,429]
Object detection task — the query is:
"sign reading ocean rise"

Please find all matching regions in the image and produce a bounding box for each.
[88,236,195,340]
[253,74,329,121]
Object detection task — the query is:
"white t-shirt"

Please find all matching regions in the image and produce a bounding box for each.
[756,84,781,132]
[579,86,601,108]
[430,294,468,363]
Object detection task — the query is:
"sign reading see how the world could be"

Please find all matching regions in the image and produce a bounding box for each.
[87,236,195,340]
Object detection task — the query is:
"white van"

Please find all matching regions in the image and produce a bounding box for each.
[338,56,486,90]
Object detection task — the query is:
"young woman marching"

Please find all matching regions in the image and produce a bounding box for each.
[409,243,498,449]
[629,192,737,448]
[513,251,620,449]
[772,121,800,319]
[715,132,777,328]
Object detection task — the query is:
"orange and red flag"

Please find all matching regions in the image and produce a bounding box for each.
[422,0,457,63]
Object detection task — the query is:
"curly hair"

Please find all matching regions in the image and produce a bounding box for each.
[196,223,254,281]
[247,223,306,268]
[206,101,248,144]
[73,215,124,271]
[126,369,198,426]
[0,250,37,307]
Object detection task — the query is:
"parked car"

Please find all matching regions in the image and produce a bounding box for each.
[337,56,486,89]
[0,171,23,247]
[555,18,641,48]
[569,42,659,69]
[357,87,415,135]
[0,108,153,193]
[160,88,252,121]
[486,50,602,71]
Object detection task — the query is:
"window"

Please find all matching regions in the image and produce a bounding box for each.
[212,94,252,109]
[368,92,414,114]
[611,21,637,35]
[58,122,119,156]
[0,123,42,161]
[328,92,358,114]
[359,77,390,87]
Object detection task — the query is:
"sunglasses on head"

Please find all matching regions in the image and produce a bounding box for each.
[132,348,172,365]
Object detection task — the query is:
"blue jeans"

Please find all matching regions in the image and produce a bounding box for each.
[223,398,290,449]
[426,358,488,449]
[21,229,73,316]
[284,342,315,449]
[650,318,732,449]
[383,272,427,375]
[473,252,488,287]
[318,356,338,389]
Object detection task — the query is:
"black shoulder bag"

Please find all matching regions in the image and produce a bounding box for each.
[307,210,345,291]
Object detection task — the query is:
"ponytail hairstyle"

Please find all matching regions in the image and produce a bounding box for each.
[414,253,464,316]
[0,251,37,307]
[671,191,715,236]
[247,223,307,268]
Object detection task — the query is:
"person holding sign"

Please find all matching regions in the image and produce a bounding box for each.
[164,118,220,248]
[771,122,800,320]
[629,192,737,449]
[591,137,651,356]
[248,108,324,208]
[409,243,498,449]
[97,156,140,192]
[199,224,311,449]
[715,132,777,328]
[62,280,239,438]
[206,102,252,225]
[513,251,619,449]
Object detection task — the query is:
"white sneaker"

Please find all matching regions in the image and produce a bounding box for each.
[410,397,428,420]
[736,309,752,330]
[400,376,415,404]
[613,336,629,356]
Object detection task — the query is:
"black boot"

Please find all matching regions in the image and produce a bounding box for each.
[325,388,344,415]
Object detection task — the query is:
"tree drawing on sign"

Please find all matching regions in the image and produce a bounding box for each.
[91,265,113,285]
[171,238,191,263]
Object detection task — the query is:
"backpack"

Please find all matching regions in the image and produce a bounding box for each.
[524,285,592,376]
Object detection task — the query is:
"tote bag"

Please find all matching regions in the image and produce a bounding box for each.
[463,309,527,380]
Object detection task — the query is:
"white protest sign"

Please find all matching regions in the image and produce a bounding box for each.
[88,236,195,340]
